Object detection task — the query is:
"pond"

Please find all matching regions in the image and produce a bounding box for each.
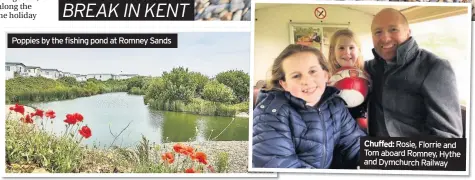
[29,92,249,148]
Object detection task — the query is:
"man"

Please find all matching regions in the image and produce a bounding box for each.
[364,8,463,138]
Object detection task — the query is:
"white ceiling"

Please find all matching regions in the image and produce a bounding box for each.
[338,5,413,16]
[255,3,413,17]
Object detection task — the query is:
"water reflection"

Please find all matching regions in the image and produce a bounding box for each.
[29,92,249,148]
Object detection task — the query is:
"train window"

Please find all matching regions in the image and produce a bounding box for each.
[409,14,469,106]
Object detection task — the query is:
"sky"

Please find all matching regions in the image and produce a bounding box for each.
[6,32,250,78]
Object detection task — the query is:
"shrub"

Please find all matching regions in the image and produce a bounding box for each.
[160,67,196,103]
[58,77,78,87]
[129,87,144,95]
[190,72,209,96]
[202,80,235,104]
[215,70,249,103]
[126,76,145,91]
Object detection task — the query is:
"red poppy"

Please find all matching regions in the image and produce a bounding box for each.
[161,152,174,164]
[45,110,56,119]
[173,143,184,153]
[183,146,194,156]
[32,109,44,118]
[78,125,92,138]
[21,114,33,124]
[185,167,196,173]
[64,114,77,124]
[10,104,25,115]
[193,152,208,165]
[74,113,83,122]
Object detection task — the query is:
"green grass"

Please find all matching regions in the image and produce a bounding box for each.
[5,117,230,173]
[148,98,249,117]
[6,119,84,173]
[6,77,128,104]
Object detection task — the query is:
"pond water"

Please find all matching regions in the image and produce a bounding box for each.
[29,92,249,148]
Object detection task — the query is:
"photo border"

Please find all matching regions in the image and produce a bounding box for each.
[0,28,275,178]
[248,0,472,176]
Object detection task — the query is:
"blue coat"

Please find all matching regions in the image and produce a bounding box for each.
[252,86,366,169]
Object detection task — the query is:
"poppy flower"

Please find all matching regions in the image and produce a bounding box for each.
[193,152,208,165]
[185,167,196,173]
[64,113,77,124]
[32,109,44,118]
[173,143,184,153]
[45,110,56,119]
[161,152,174,164]
[10,104,25,115]
[78,125,92,138]
[183,146,194,156]
[74,113,83,122]
[21,114,33,124]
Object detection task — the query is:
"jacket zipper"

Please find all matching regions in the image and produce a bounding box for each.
[318,108,327,168]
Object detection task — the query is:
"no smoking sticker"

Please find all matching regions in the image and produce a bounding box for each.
[314,7,326,19]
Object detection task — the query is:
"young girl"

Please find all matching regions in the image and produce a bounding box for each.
[252,44,366,169]
[327,29,368,131]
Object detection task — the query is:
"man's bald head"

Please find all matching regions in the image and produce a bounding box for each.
[370,8,411,62]
[372,8,409,30]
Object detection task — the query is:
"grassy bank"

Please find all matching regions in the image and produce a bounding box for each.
[6,77,128,104]
[6,68,251,118]
[147,98,248,117]
[6,115,231,173]
[142,67,250,117]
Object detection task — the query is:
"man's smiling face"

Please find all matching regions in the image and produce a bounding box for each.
[371,9,411,62]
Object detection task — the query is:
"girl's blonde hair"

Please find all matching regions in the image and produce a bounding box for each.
[328,29,364,73]
[264,44,330,91]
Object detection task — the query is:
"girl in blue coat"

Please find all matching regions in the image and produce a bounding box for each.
[252,44,366,169]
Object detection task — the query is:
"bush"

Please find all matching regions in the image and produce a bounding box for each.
[5,76,130,104]
[84,81,100,94]
[202,80,235,104]
[129,87,144,95]
[58,77,78,87]
[144,78,166,104]
[215,70,249,103]
[190,72,209,96]
[148,98,239,117]
[126,76,145,91]
[233,101,249,113]
[160,67,196,103]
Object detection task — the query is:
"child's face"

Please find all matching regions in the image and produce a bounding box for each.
[279,52,328,106]
[334,36,359,68]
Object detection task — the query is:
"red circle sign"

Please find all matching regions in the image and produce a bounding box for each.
[314,7,326,19]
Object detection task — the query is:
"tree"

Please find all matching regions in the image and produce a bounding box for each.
[58,77,78,87]
[202,80,235,104]
[190,72,209,96]
[215,70,249,102]
[160,67,196,103]
[126,76,145,91]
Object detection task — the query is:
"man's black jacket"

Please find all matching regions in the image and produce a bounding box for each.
[364,37,463,138]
